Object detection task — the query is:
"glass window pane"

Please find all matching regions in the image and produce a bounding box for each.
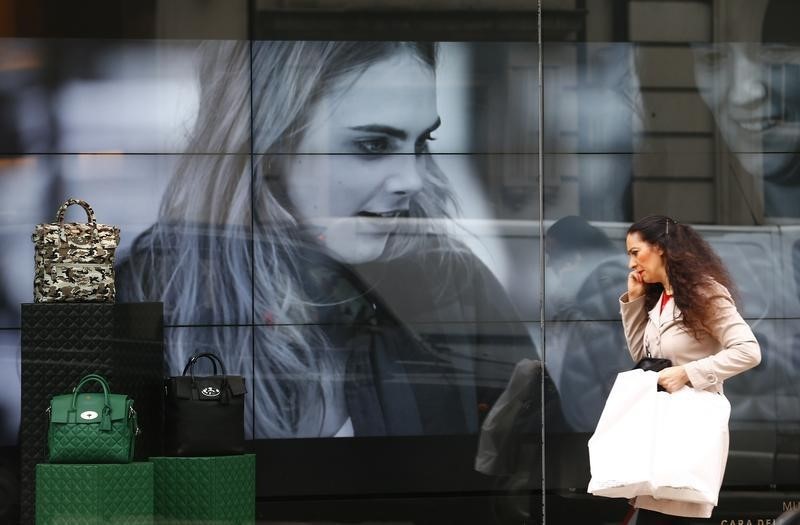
[544,1,800,523]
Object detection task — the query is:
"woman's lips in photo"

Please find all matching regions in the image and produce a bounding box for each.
[356,209,409,219]
[354,209,409,233]
[731,115,781,133]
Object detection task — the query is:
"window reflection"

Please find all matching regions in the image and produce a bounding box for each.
[544,216,630,431]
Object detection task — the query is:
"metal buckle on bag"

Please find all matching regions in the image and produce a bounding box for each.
[201,386,221,397]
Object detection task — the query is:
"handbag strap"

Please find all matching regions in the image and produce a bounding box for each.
[182,352,236,403]
[182,352,227,377]
[71,373,113,431]
[56,198,97,227]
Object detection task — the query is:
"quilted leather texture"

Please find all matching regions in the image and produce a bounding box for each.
[48,404,136,464]
[36,463,153,524]
[20,303,163,525]
[150,455,255,524]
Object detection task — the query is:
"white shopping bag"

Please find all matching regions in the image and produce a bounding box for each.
[651,386,731,505]
[587,369,660,498]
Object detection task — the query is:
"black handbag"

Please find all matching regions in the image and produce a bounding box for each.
[164,352,246,456]
[632,356,672,392]
[632,357,672,373]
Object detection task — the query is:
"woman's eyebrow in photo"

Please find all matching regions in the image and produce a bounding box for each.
[347,117,442,139]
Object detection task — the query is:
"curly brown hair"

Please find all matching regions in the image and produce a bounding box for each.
[628,215,736,339]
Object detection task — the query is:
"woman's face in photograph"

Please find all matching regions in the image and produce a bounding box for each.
[692,0,800,179]
[283,50,439,264]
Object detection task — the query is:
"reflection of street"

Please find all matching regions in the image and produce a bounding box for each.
[544,216,631,432]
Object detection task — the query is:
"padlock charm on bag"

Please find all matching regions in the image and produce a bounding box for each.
[47,373,139,464]
[31,198,120,303]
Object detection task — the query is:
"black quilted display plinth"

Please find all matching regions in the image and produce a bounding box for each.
[20,302,164,525]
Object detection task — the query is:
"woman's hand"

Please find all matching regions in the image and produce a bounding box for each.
[627,270,645,300]
[658,366,689,393]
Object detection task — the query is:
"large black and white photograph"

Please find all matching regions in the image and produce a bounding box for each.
[2,0,800,522]
[0,39,544,442]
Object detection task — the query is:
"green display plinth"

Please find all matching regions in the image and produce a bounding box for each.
[150,455,256,525]
[35,462,154,525]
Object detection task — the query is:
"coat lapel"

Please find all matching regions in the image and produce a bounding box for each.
[651,292,681,329]
[648,296,661,327]
[660,294,681,325]
[645,292,683,358]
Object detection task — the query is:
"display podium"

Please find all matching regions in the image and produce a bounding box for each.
[20,302,164,525]
[35,463,154,525]
[150,455,256,524]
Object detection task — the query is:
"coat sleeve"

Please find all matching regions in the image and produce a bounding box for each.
[619,292,648,363]
[682,283,761,390]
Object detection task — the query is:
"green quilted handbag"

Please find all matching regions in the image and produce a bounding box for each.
[47,373,139,463]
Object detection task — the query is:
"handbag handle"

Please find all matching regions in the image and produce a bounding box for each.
[56,198,97,227]
[70,373,113,431]
[181,352,235,404]
[182,352,227,378]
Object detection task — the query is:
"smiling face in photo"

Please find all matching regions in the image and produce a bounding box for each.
[283,50,440,264]
[692,0,800,179]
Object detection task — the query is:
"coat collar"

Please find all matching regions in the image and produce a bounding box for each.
[648,291,680,328]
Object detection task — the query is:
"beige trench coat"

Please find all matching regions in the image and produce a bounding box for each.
[618,281,761,518]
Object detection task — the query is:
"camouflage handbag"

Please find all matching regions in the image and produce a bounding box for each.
[47,373,139,464]
[32,198,120,302]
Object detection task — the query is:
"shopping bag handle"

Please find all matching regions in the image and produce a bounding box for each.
[56,198,97,227]
[70,373,113,431]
